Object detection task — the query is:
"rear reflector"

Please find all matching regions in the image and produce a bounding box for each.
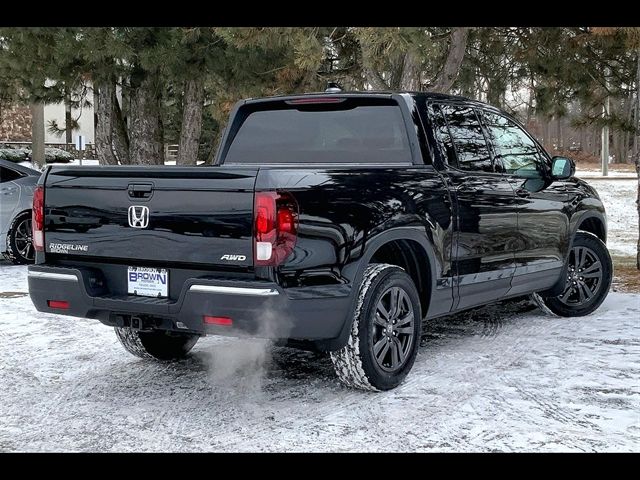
[256,241,273,261]
[203,316,233,326]
[47,300,69,309]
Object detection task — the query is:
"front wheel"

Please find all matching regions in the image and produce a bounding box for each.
[330,264,422,391]
[537,232,612,317]
[115,327,199,360]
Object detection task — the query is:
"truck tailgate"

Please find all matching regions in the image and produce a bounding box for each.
[43,166,257,267]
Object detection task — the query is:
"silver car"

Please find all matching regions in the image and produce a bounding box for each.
[0,159,41,264]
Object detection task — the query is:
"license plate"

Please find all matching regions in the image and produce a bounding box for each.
[127,267,168,298]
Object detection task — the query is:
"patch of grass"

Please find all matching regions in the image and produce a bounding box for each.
[612,255,640,293]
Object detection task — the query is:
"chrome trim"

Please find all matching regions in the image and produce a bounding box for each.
[189,284,279,296]
[28,271,78,282]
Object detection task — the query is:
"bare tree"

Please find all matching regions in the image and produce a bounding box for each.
[177,78,204,166]
[634,46,640,269]
[430,27,470,93]
[30,102,45,168]
[93,82,118,165]
[128,72,164,166]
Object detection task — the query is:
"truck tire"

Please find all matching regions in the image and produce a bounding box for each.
[6,211,35,265]
[115,327,199,360]
[537,231,612,317]
[330,263,422,391]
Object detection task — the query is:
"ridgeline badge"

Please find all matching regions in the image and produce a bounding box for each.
[49,243,89,254]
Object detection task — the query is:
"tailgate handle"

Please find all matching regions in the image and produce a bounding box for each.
[128,183,153,199]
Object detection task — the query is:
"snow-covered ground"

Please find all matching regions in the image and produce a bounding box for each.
[583,178,638,258]
[0,177,638,452]
[18,158,194,170]
[578,170,638,178]
[0,263,638,452]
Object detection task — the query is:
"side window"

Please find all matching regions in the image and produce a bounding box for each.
[0,166,23,183]
[441,105,493,173]
[483,111,546,178]
[428,104,457,166]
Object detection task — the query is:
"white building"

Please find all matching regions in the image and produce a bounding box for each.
[43,98,95,145]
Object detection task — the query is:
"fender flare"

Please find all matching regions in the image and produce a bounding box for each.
[543,210,607,297]
[321,226,438,351]
[569,210,607,246]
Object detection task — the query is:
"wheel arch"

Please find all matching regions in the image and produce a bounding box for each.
[3,208,32,253]
[8,208,33,233]
[323,227,437,352]
[570,210,606,245]
[543,211,608,297]
[575,213,606,244]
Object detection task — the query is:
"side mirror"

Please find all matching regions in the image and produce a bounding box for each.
[550,156,575,180]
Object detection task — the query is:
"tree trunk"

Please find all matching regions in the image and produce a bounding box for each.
[623,91,634,164]
[613,130,623,164]
[112,85,130,165]
[64,90,73,145]
[365,66,390,90]
[128,70,163,165]
[399,52,421,90]
[93,82,119,166]
[634,47,640,269]
[591,126,600,157]
[487,77,502,108]
[633,95,638,162]
[177,78,205,166]
[30,102,45,168]
[526,74,535,124]
[430,27,470,93]
[542,116,551,150]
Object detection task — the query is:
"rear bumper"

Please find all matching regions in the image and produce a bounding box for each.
[27,265,353,343]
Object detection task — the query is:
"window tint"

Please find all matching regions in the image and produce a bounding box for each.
[0,166,22,183]
[483,112,545,178]
[224,105,412,164]
[429,104,457,166]
[441,105,493,173]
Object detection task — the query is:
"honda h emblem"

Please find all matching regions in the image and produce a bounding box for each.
[128,205,150,229]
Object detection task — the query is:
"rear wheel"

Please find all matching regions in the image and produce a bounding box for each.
[115,327,199,360]
[6,211,35,265]
[330,264,422,391]
[536,232,612,317]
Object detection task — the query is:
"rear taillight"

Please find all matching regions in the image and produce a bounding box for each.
[254,191,298,266]
[32,185,44,252]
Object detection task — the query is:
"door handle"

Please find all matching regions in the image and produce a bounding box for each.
[515,188,530,198]
[128,183,153,199]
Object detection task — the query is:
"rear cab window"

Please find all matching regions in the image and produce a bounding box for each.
[220,97,413,165]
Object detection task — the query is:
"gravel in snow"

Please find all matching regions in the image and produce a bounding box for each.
[0,177,638,452]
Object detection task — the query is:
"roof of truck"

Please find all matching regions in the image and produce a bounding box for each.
[242,90,492,108]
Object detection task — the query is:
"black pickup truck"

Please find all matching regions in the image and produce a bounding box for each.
[28,90,612,391]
